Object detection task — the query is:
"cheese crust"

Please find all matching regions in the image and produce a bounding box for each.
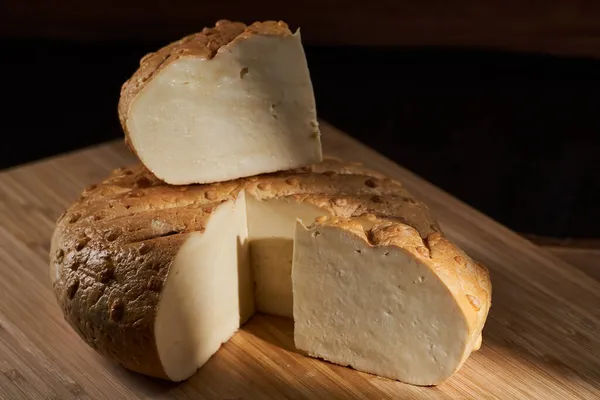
[49,158,489,381]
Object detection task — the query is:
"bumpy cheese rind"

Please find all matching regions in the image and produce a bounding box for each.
[118,20,292,154]
[50,158,448,379]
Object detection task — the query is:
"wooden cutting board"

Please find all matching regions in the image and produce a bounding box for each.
[0,122,599,399]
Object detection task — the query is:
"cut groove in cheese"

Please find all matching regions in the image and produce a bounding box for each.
[154,193,326,380]
[292,218,488,386]
[247,196,325,317]
[120,21,322,185]
[155,193,252,381]
[154,197,486,383]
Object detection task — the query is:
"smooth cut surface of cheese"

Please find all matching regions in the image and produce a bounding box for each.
[153,194,327,380]
[153,196,486,384]
[121,21,322,185]
[155,192,253,381]
[247,196,324,317]
[292,217,488,386]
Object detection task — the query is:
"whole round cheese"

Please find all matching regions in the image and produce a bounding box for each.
[49,158,491,385]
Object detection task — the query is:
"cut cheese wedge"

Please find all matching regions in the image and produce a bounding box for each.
[49,159,491,385]
[155,192,252,381]
[118,20,322,185]
[293,216,491,386]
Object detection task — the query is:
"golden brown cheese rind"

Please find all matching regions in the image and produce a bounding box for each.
[370,220,491,360]
[118,20,292,153]
[50,159,441,379]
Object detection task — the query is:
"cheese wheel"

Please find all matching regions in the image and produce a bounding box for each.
[49,158,490,385]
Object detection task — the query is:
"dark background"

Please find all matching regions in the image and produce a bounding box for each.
[2,2,599,239]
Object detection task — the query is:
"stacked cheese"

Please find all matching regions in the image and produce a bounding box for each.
[118,20,322,185]
[50,20,491,387]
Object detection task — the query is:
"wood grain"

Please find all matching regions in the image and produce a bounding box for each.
[522,235,599,281]
[541,247,599,282]
[2,1,600,58]
[0,122,599,399]
[524,235,600,249]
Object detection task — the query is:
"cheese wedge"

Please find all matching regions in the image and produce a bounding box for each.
[293,216,491,386]
[118,20,322,185]
[49,159,491,384]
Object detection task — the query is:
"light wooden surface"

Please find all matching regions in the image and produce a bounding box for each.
[542,247,599,282]
[0,122,599,399]
[523,235,599,281]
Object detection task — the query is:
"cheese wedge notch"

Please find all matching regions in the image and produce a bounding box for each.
[292,216,491,386]
[118,20,322,185]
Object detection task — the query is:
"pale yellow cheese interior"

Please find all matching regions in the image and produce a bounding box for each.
[126,31,322,185]
[246,196,324,318]
[153,192,475,385]
[154,192,326,380]
[292,221,471,386]
[155,192,252,381]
